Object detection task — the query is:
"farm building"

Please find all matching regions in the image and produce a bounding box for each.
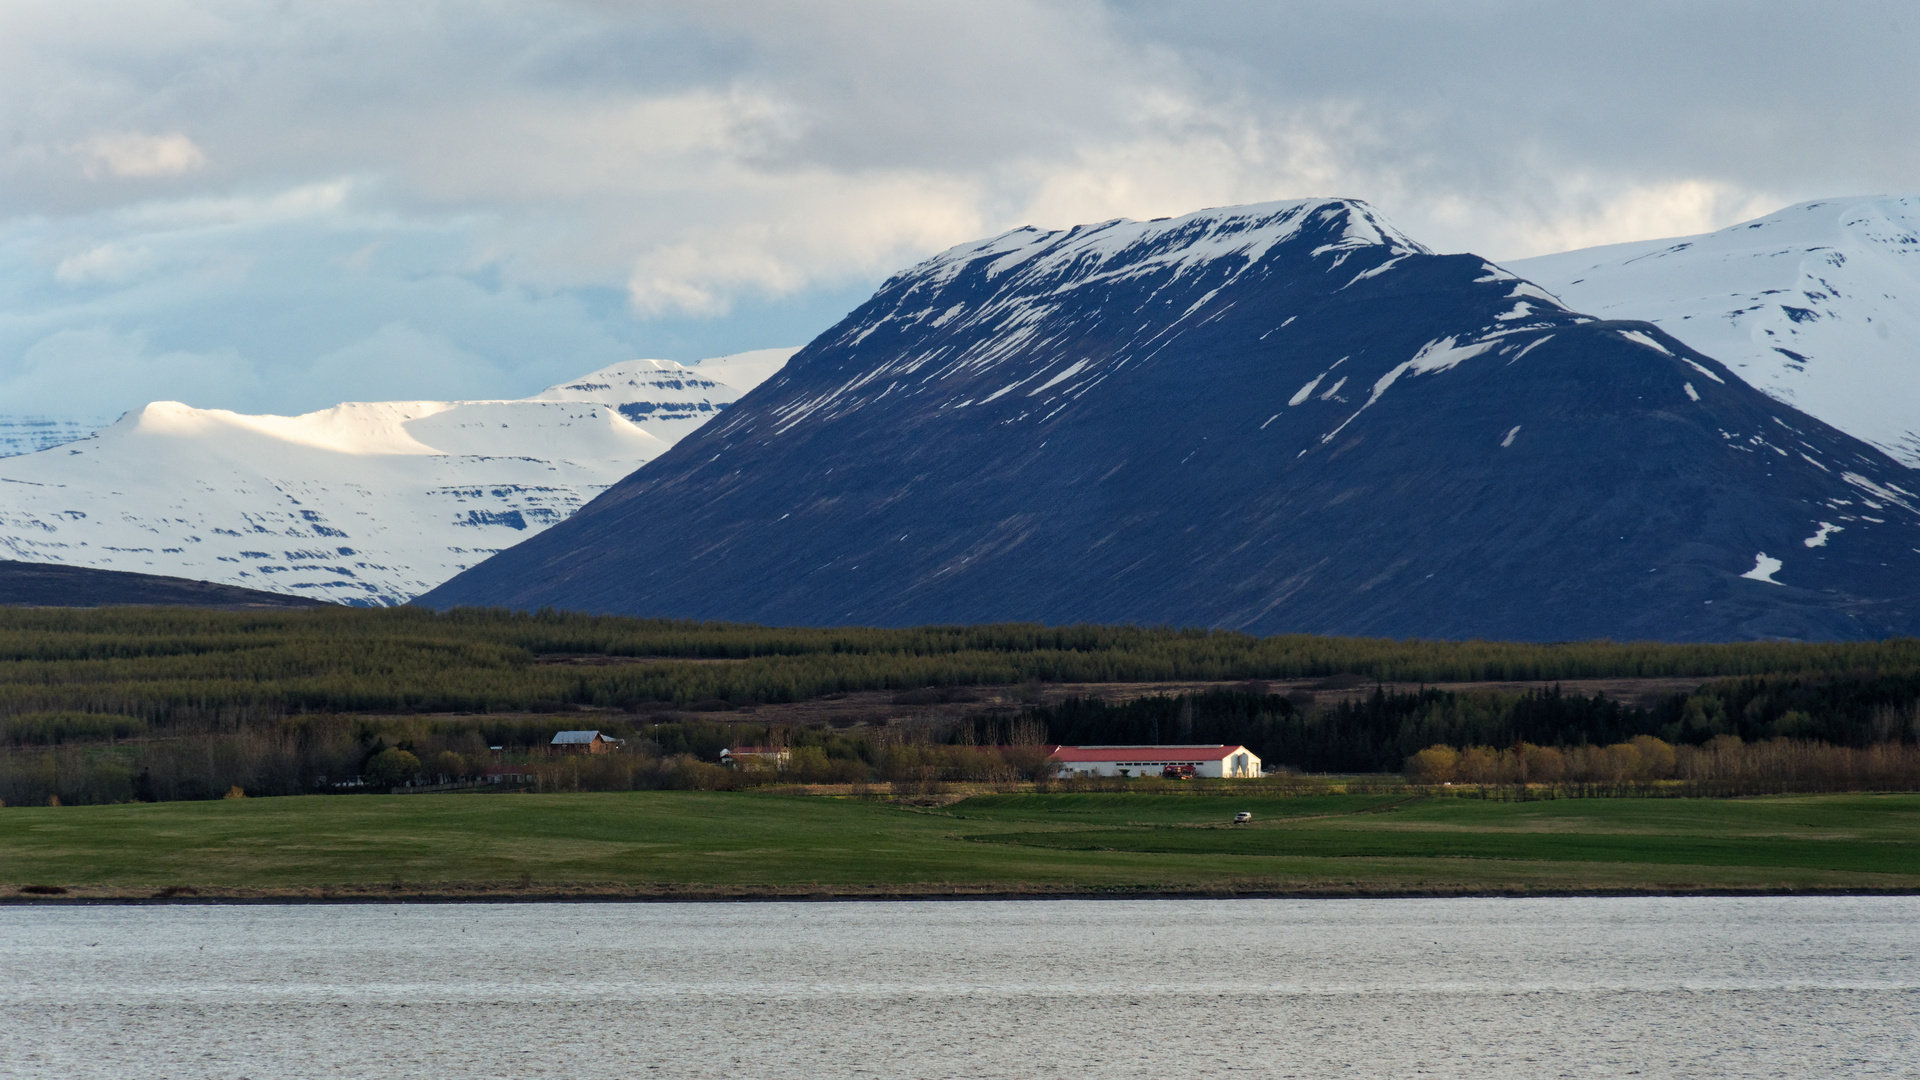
[1047,744,1261,779]
[720,746,791,769]
[550,730,621,754]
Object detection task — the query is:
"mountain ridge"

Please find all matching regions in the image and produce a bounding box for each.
[422,199,1920,641]
[1510,195,1920,467]
[0,349,797,604]
[0,559,329,609]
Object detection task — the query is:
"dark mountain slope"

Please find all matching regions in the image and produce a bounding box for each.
[421,200,1920,641]
[0,560,330,608]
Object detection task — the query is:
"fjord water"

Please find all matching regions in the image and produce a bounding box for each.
[3,898,1915,1078]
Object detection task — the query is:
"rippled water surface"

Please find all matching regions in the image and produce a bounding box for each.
[3,897,1917,1078]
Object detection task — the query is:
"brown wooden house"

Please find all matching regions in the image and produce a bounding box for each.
[550,730,620,754]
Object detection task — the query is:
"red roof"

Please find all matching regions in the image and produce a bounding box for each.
[1046,744,1249,763]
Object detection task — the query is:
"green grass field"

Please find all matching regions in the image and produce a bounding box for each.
[3,790,1917,899]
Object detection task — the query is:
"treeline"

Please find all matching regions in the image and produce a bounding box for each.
[1404,734,1920,792]
[6,607,1920,727]
[1024,681,1920,773]
[0,713,1059,806]
[10,680,1920,805]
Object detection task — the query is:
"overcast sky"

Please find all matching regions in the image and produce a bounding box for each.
[3,0,1915,419]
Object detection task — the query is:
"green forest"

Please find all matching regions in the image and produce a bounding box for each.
[2,606,1919,805]
[1030,678,1920,771]
[8,605,1920,719]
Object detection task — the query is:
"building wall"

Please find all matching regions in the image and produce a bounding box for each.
[1055,751,1262,778]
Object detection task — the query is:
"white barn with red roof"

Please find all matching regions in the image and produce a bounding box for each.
[1046,744,1261,779]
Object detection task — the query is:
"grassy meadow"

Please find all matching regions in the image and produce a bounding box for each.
[3,788,1916,899]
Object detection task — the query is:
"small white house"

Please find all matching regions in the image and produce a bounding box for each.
[1047,744,1261,779]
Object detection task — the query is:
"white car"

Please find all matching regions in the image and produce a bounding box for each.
[1233,811,1253,823]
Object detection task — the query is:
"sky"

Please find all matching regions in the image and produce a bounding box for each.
[3,0,1915,421]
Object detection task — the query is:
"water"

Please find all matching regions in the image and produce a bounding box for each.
[2,897,1916,1078]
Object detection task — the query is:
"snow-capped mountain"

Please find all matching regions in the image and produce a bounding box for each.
[1510,196,1920,468]
[421,200,1920,641]
[0,349,796,604]
[0,416,114,458]
[526,348,798,444]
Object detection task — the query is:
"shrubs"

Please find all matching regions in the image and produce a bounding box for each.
[1403,734,1920,792]
[0,748,135,807]
[1406,737,1686,784]
[1404,746,1458,782]
[431,750,468,780]
[363,748,421,789]
[0,712,1049,804]
[1,712,145,746]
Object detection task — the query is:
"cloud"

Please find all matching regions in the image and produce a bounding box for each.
[625,170,986,316]
[53,242,154,284]
[0,187,653,416]
[0,327,256,418]
[1487,180,1785,262]
[0,0,1915,418]
[294,323,512,407]
[67,132,206,179]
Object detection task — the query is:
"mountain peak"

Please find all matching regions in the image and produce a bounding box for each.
[911,198,1428,292]
[425,204,1920,641]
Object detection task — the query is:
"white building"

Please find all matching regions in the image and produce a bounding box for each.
[1047,744,1261,779]
[720,746,791,769]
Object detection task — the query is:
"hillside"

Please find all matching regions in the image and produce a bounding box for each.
[1510,196,1920,467]
[420,199,1920,641]
[0,559,326,608]
[0,349,795,605]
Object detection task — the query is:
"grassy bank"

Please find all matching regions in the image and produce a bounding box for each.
[3,788,1916,900]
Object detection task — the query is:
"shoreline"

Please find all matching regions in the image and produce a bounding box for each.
[8,883,1920,905]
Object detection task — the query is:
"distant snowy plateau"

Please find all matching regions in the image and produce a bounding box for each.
[422,198,1920,641]
[0,416,117,458]
[1512,196,1920,468]
[0,349,796,605]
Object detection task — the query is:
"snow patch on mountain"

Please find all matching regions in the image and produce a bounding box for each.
[1511,196,1920,467]
[0,349,797,604]
[749,201,1450,444]
[933,199,1429,294]
[1741,553,1785,585]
